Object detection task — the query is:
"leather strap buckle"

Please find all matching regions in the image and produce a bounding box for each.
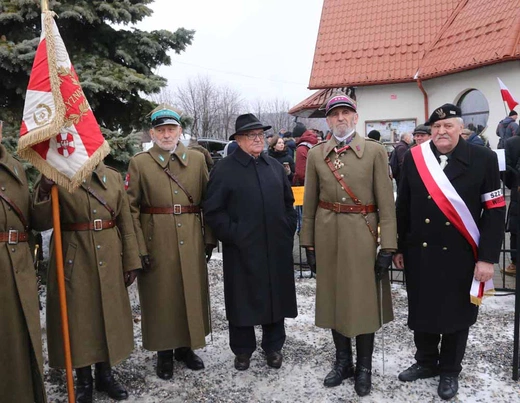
[8,229,19,245]
[93,219,103,231]
[173,204,182,215]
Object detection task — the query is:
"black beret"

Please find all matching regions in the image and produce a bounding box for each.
[426,103,461,126]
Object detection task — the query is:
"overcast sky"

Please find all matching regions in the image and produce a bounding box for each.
[134,0,323,108]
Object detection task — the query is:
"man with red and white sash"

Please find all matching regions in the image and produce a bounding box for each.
[393,103,505,400]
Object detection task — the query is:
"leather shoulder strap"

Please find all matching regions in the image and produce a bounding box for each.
[164,168,194,204]
[0,189,29,229]
[324,156,378,243]
[82,185,116,217]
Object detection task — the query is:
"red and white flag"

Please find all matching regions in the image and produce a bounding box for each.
[18,11,110,192]
[497,78,519,111]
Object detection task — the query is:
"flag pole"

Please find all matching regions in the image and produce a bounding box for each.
[40,2,75,401]
[51,185,75,402]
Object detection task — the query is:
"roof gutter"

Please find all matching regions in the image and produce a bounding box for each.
[415,71,429,122]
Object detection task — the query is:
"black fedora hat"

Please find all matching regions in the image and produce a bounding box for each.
[230,113,272,140]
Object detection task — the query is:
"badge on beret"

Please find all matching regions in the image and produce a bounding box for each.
[435,108,446,120]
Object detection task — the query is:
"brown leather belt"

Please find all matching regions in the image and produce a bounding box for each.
[0,230,29,244]
[62,219,116,232]
[141,205,201,215]
[318,201,377,214]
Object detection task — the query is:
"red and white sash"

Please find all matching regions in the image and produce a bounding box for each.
[411,141,493,305]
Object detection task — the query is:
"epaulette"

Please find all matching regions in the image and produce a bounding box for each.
[132,150,149,157]
[365,138,378,143]
[311,140,327,149]
[105,165,120,173]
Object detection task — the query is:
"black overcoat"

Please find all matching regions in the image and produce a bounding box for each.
[203,147,298,326]
[396,139,504,334]
[505,135,520,233]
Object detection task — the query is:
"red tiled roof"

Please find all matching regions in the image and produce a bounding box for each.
[288,88,337,117]
[308,0,520,89]
[419,0,520,78]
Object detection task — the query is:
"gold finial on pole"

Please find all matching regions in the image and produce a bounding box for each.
[41,0,49,12]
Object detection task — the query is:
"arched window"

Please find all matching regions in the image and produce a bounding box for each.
[457,90,489,134]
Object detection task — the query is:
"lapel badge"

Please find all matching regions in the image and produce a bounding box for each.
[159,154,165,162]
[182,153,186,160]
[356,145,360,151]
[13,166,19,176]
[103,175,106,183]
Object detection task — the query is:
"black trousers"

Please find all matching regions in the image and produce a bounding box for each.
[228,319,285,356]
[414,328,469,376]
[511,232,517,263]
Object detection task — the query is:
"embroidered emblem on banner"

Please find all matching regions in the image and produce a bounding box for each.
[56,132,75,157]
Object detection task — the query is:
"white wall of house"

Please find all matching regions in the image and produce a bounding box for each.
[356,82,426,141]
[353,60,520,148]
[424,61,520,148]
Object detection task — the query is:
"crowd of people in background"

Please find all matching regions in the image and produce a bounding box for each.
[2,97,515,402]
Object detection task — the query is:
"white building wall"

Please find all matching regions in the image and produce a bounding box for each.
[353,61,520,148]
[356,82,426,139]
[423,61,520,148]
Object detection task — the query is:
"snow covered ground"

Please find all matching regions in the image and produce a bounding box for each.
[42,254,520,402]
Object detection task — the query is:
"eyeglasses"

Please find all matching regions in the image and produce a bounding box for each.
[241,131,265,140]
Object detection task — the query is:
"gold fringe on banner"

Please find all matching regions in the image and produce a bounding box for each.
[17,11,110,192]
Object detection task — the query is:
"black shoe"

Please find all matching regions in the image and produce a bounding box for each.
[398,363,439,382]
[156,350,174,380]
[75,366,93,403]
[174,347,204,370]
[324,330,354,387]
[354,363,372,397]
[234,354,251,371]
[438,375,459,400]
[266,351,283,369]
[94,362,128,401]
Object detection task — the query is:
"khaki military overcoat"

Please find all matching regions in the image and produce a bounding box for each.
[33,163,141,368]
[0,145,46,402]
[127,142,216,351]
[300,134,397,337]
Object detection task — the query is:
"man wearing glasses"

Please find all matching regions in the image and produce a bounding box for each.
[204,113,298,371]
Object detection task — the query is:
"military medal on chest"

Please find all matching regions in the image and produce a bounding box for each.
[333,144,350,170]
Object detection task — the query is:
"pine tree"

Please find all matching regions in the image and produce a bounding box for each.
[0,0,194,171]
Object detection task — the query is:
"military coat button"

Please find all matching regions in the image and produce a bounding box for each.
[422,242,428,247]
[425,218,430,224]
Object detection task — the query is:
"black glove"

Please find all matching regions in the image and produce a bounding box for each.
[375,250,393,281]
[306,248,316,274]
[124,270,138,287]
[141,255,151,271]
[205,244,215,263]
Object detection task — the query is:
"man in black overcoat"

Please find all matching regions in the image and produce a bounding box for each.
[203,113,298,371]
[393,104,505,400]
[504,125,520,276]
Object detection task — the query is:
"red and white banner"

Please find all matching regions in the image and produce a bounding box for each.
[18,11,109,192]
[411,141,494,305]
[497,77,519,111]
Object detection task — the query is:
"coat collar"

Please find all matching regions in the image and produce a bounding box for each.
[430,137,470,181]
[90,162,109,189]
[322,132,365,159]
[0,144,24,185]
[148,141,190,168]
[232,145,270,167]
